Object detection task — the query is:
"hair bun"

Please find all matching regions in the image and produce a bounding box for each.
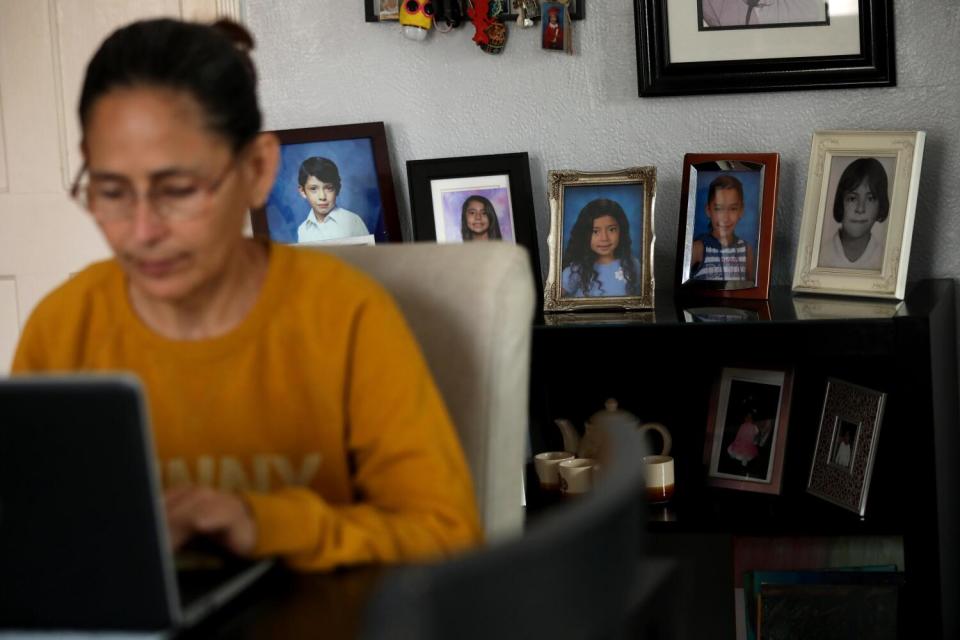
[212,18,255,53]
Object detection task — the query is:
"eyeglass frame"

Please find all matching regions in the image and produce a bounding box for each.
[69,154,241,222]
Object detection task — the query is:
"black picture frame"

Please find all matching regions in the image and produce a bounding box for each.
[406,152,543,300]
[251,122,402,246]
[501,0,585,21]
[633,0,895,96]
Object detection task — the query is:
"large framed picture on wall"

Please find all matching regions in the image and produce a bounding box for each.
[633,0,895,96]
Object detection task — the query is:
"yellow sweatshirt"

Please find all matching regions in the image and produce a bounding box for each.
[12,244,481,570]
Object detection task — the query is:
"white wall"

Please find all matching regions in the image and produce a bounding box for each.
[245,1,960,289]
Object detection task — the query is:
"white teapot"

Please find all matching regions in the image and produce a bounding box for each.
[554,398,672,460]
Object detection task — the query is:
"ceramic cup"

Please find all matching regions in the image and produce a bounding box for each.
[558,458,597,498]
[642,454,675,504]
[534,451,575,491]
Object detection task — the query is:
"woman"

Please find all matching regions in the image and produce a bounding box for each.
[12,18,480,570]
[460,195,503,241]
[561,198,641,297]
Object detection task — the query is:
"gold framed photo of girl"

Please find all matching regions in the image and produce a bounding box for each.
[407,152,543,297]
[792,130,926,300]
[676,153,780,300]
[704,366,793,495]
[543,167,655,312]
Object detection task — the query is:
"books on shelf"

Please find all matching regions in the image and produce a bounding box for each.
[743,566,902,640]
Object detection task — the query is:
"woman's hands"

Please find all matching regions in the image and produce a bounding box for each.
[164,486,257,556]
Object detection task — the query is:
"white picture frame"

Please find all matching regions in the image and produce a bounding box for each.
[792,130,925,300]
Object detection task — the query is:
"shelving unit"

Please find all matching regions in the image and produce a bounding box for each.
[526,279,958,639]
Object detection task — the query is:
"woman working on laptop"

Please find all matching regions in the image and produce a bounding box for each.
[12,18,480,570]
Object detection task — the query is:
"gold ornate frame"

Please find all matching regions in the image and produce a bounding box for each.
[792,130,926,300]
[543,167,656,312]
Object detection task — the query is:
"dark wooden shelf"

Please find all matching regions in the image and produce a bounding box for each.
[527,279,958,640]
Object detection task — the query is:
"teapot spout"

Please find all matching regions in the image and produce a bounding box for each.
[554,418,581,455]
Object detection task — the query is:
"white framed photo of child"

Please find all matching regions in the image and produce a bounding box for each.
[676,153,780,300]
[792,130,926,300]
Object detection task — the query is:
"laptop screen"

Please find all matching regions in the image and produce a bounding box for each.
[0,375,180,631]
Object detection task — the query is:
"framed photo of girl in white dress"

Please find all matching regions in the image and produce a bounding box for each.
[792,131,926,300]
[704,366,793,495]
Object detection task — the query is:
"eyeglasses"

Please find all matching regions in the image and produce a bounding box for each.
[69,157,239,223]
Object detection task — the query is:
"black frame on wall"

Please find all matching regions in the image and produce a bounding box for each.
[633,0,895,97]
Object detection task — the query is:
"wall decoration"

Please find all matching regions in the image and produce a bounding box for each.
[503,0,585,21]
[792,130,925,300]
[543,167,655,312]
[250,122,401,246]
[704,366,793,495]
[633,0,895,96]
[807,378,886,516]
[675,153,779,300]
[407,152,543,296]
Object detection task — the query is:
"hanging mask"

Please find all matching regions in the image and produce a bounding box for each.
[400,0,434,41]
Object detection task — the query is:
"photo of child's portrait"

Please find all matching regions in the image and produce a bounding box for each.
[560,183,644,299]
[685,168,762,285]
[817,156,895,272]
[378,0,399,20]
[712,377,783,482]
[429,175,516,244]
[829,418,859,471]
[262,138,386,246]
[541,2,565,50]
[699,0,827,30]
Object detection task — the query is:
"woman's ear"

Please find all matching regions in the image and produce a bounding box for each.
[242,132,280,208]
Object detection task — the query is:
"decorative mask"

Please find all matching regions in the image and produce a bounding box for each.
[400,0,434,40]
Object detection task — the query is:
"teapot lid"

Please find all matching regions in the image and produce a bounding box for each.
[588,398,640,429]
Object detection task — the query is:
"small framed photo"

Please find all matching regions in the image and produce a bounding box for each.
[250,122,401,246]
[365,0,400,22]
[543,167,655,312]
[704,366,793,495]
[676,153,779,299]
[807,379,886,516]
[406,152,543,295]
[540,2,571,52]
[792,130,926,300]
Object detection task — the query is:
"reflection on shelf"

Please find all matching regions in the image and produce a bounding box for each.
[792,296,903,320]
[542,310,655,327]
[682,304,769,323]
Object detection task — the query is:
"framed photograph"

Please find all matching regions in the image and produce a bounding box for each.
[807,378,886,516]
[365,0,400,22]
[250,122,401,246]
[633,0,895,96]
[543,167,656,312]
[406,152,543,295]
[704,366,793,495]
[503,0,585,21]
[792,130,926,300]
[675,153,779,299]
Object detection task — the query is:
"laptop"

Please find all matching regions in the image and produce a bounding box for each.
[0,375,274,635]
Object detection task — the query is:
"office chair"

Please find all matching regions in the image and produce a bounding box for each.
[359,424,649,640]
[314,242,536,542]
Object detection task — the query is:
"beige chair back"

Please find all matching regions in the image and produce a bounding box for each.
[314,242,536,542]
